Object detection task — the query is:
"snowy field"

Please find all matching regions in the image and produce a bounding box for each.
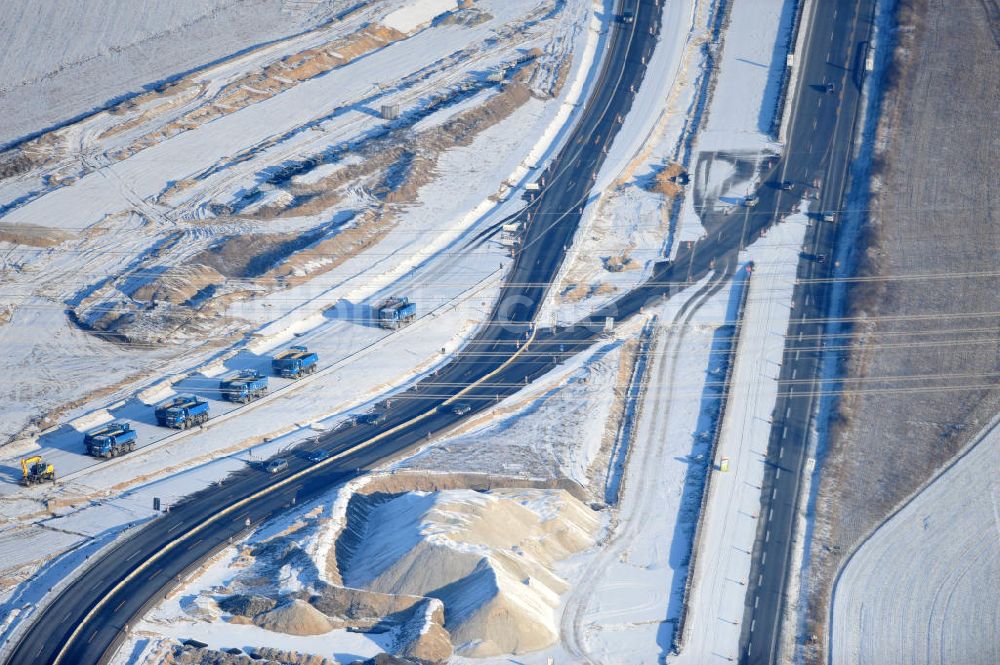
[830,419,1000,665]
[0,0,358,146]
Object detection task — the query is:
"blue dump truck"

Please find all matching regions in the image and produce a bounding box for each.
[376,296,417,330]
[271,346,319,379]
[154,394,210,429]
[84,422,137,458]
[219,369,269,404]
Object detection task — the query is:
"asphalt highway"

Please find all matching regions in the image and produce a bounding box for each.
[5,0,874,662]
[736,0,878,663]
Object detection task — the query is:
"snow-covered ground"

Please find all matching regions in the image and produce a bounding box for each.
[829,417,1000,665]
[0,0,600,445]
[0,0,359,146]
[676,0,796,242]
[0,0,813,661]
[0,0,616,646]
[554,279,737,664]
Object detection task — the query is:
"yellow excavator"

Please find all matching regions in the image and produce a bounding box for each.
[20,456,55,486]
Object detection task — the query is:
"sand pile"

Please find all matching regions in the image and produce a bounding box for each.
[335,488,599,656]
[253,599,333,636]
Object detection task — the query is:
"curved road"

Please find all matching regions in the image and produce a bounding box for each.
[5,2,665,663]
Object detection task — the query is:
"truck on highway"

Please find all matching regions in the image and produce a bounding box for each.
[154,394,210,429]
[219,370,269,404]
[84,422,137,458]
[271,346,319,379]
[376,297,417,330]
[21,456,55,486]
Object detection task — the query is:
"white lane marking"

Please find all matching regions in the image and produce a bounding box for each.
[765,530,771,543]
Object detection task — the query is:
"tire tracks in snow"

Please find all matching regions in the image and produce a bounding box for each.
[560,271,729,663]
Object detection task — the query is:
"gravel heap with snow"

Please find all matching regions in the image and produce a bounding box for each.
[334,488,599,656]
[126,481,598,663]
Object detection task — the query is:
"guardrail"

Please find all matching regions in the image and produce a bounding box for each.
[671,262,753,654]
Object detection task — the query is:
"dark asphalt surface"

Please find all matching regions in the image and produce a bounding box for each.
[6,0,875,662]
[737,0,877,663]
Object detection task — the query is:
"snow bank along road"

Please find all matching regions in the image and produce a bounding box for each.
[830,416,1000,665]
[738,0,878,662]
[3,1,667,663]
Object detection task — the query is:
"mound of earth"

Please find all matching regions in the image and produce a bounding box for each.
[335,488,599,656]
[253,599,333,636]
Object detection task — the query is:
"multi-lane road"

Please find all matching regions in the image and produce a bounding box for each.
[738,0,877,663]
[5,0,875,662]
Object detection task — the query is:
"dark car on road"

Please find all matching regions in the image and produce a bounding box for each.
[307,449,332,463]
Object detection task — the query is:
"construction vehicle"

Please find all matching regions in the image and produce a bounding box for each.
[219,370,269,404]
[271,346,319,379]
[21,456,55,486]
[84,422,137,458]
[154,394,210,429]
[376,297,417,330]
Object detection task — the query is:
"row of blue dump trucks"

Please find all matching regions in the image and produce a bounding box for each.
[77,298,418,460]
[81,346,319,459]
